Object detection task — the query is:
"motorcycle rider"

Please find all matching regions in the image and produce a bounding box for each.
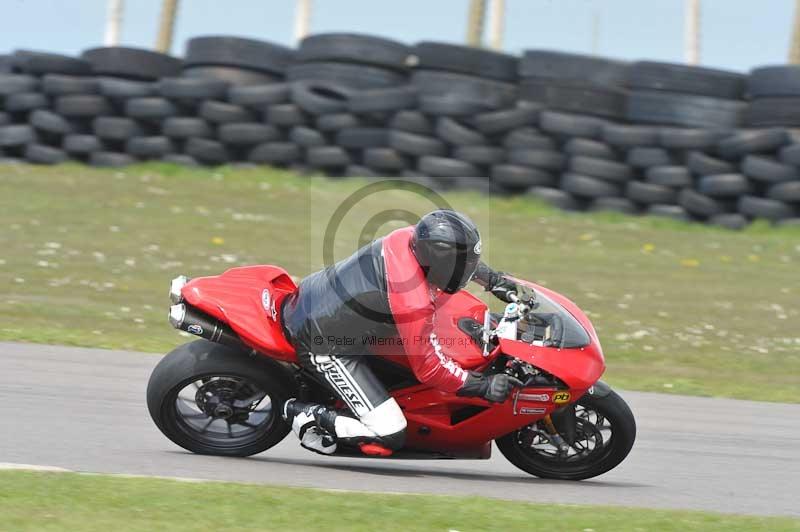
[281,209,524,455]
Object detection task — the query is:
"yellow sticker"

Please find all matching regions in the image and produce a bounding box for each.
[553,392,571,404]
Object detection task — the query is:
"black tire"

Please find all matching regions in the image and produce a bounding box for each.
[248,142,301,164]
[290,81,353,115]
[4,92,48,113]
[93,116,144,141]
[186,137,230,165]
[767,180,800,202]
[307,146,352,168]
[419,155,481,178]
[491,164,554,189]
[162,117,213,139]
[297,33,410,71]
[645,166,693,188]
[389,110,432,135]
[126,136,174,158]
[627,147,672,168]
[497,389,636,481]
[745,97,800,127]
[125,97,178,120]
[413,41,517,82]
[418,94,495,116]
[627,61,745,99]
[98,77,155,99]
[539,111,606,139]
[777,218,800,227]
[561,173,623,198]
[158,77,229,102]
[588,197,639,214]
[316,112,361,132]
[348,86,417,114]
[646,204,691,221]
[0,74,38,95]
[345,164,379,177]
[687,151,735,176]
[709,213,750,230]
[697,173,753,197]
[389,130,447,157]
[24,143,68,165]
[89,151,136,167]
[11,50,91,76]
[0,111,9,126]
[563,138,616,160]
[198,100,254,124]
[265,103,307,127]
[82,47,182,80]
[162,154,199,166]
[54,95,112,118]
[602,124,658,148]
[779,143,800,166]
[717,129,788,159]
[626,181,678,205]
[0,125,36,146]
[678,188,732,218]
[181,65,278,86]
[219,123,281,146]
[740,155,799,183]
[625,90,744,129]
[184,36,294,75]
[526,186,584,211]
[147,340,292,457]
[41,74,98,95]
[228,83,290,108]
[288,126,327,148]
[519,51,628,86]
[748,66,800,97]
[411,70,517,108]
[363,147,409,171]
[503,127,556,150]
[508,149,565,172]
[435,117,486,146]
[658,127,726,150]
[569,156,632,183]
[30,110,75,135]
[453,145,505,165]
[472,105,539,134]
[63,134,103,154]
[738,195,796,221]
[336,127,390,149]
[518,79,625,119]
[287,62,407,89]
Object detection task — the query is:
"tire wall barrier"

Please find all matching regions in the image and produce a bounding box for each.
[2,36,800,229]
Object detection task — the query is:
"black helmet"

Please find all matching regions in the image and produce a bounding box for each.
[411,209,481,294]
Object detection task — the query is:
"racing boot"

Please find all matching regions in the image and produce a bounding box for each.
[282,399,337,455]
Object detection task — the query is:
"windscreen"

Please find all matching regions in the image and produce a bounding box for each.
[525,291,591,348]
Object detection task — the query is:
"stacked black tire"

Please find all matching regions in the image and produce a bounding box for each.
[2,36,800,228]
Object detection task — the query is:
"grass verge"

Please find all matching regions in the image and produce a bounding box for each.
[1,163,799,401]
[0,471,796,532]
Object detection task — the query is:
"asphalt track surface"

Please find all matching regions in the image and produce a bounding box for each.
[1,342,798,518]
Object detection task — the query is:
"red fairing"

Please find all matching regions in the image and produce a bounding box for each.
[181,265,298,361]
[383,227,469,393]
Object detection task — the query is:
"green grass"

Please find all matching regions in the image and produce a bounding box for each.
[1,163,799,401]
[0,471,796,532]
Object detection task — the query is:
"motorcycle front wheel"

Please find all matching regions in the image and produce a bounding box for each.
[147,339,293,457]
[496,388,636,481]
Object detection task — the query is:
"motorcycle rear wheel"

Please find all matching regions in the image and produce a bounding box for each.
[496,389,636,480]
[147,339,294,457]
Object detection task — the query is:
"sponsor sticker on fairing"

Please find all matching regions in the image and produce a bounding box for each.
[520,407,546,415]
[553,391,571,404]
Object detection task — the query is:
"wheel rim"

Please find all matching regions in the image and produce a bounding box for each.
[513,404,614,467]
[171,374,276,449]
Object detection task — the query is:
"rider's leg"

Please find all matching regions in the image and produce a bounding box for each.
[288,351,407,452]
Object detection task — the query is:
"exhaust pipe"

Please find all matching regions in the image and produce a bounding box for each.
[169,303,246,349]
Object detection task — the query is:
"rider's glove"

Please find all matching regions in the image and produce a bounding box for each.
[457,371,523,403]
[489,276,518,303]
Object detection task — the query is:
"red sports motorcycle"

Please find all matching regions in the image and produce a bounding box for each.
[147,266,636,480]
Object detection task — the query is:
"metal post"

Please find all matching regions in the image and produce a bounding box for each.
[487,0,505,50]
[466,0,487,47]
[295,0,313,44]
[684,0,700,65]
[790,0,800,63]
[155,0,180,53]
[104,0,124,46]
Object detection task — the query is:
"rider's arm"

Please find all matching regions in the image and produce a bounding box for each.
[472,261,517,302]
[395,304,469,393]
